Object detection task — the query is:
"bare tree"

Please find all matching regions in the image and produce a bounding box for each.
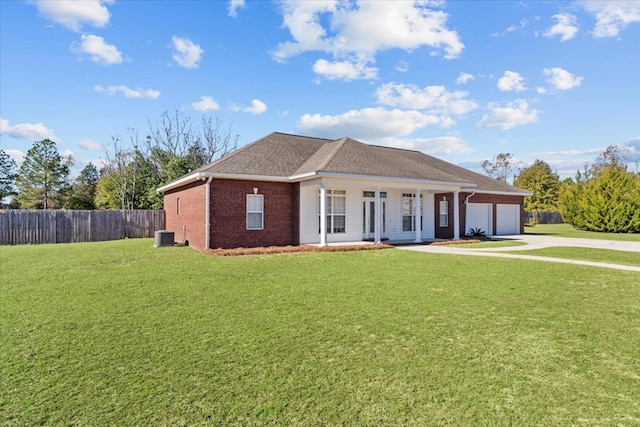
[480,153,523,184]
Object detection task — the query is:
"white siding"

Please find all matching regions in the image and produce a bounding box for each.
[421,192,435,239]
[299,185,362,244]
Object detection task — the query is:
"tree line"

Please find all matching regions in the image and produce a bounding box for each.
[481,146,640,233]
[0,110,237,210]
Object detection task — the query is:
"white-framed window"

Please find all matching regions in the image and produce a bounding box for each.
[318,189,346,234]
[402,193,423,232]
[439,200,449,227]
[246,194,264,230]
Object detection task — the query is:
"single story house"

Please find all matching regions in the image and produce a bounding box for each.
[157,132,531,251]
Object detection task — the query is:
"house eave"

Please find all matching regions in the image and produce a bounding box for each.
[156,172,210,193]
[295,171,477,189]
[470,189,533,196]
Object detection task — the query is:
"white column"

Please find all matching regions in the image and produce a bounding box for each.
[319,183,327,246]
[453,190,460,240]
[414,189,422,243]
[374,188,381,244]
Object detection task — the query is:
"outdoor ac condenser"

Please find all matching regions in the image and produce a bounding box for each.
[154,230,175,247]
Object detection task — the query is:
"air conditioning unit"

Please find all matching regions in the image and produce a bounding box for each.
[154,230,175,247]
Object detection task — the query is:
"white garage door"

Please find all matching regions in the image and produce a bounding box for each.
[496,204,520,235]
[466,203,493,236]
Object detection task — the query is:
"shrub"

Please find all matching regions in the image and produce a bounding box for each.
[466,227,486,237]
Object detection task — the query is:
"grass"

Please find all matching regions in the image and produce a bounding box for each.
[526,223,640,242]
[500,246,640,268]
[2,239,640,425]
[455,240,527,249]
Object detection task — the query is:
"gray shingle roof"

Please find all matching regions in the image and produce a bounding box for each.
[172,132,529,194]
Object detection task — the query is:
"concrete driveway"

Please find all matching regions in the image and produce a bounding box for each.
[397,234,640,272]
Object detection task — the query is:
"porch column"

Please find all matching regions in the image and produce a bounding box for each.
[414,189,422,243]
[319,183,327,246]
[453,190,460,240]
[374,188,381,244]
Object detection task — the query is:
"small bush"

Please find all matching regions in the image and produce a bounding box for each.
[466,227,486,237]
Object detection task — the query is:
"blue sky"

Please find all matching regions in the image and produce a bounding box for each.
[1,0,639,180]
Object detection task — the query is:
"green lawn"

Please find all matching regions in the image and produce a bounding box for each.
[526,223,640,242]
[500,246,640,268]
[456,240,527,249]
[2,240,639,425]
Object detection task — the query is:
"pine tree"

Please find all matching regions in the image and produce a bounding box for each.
[0,149,18,206]
[15,139,69,209]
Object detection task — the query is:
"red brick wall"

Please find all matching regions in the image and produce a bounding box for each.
[434,192,525,238]
[210,179,299,249]
[163,180,207,251]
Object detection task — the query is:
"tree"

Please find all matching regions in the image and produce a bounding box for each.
[514,160,561,214]
[480,153,522,183]
[64,163,99,210]
[0,149,18,207]
[559,151,640,233]
[15,139,70,209]
[97,110,238,209]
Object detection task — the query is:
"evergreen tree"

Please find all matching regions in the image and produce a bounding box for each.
[514,160,561,214]
[15,139,69,209]
[578,162,640,233]
[64,163,99,210]
[0,149,18,207]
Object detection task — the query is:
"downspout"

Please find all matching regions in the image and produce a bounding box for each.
[464,191,476,206]
[205,176,213,249]
[463,191,476,237]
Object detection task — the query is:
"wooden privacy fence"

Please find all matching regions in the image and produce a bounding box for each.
[0,210,166,245]
[525,212,564,224]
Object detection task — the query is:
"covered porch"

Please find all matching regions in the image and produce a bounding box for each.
[298,177,471,246]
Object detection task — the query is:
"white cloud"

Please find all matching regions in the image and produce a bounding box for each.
[228,0,245,17]
[4,149,25,165]
[375,82,477,116]
[377,136,473,155]
[94,85,160,99]
[579,0,640,38]
[273,1,463,80]
[497,71,527,92]
[192,96,220,112]
[0,117,59,141]
[78,138,103,151]
[395,61,409,73]
[171,36,204,69]
[476,99,540,130]
[73,34,122,65]
[237,99,268,115]
[32,0,113,32]
[456,72,474,85]
[296,107,447,140]
[544,13,579,42]
[312,58,378,80]
[492,19,529,37]
[543,67,583,90]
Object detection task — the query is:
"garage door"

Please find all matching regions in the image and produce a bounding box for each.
[466,203,492,236]
[496,204,520,235]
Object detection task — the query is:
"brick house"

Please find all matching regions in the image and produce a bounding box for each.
[157,132,531,251]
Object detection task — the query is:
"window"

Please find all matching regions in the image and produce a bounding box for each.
[439,200,449,227]
[402,193,424,232]
[318,189,346,234]
[246,194,263,230]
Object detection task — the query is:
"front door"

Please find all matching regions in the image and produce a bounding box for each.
[363,199,386,240]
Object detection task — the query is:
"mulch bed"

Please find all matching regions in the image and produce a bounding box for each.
[204,243,395,257]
